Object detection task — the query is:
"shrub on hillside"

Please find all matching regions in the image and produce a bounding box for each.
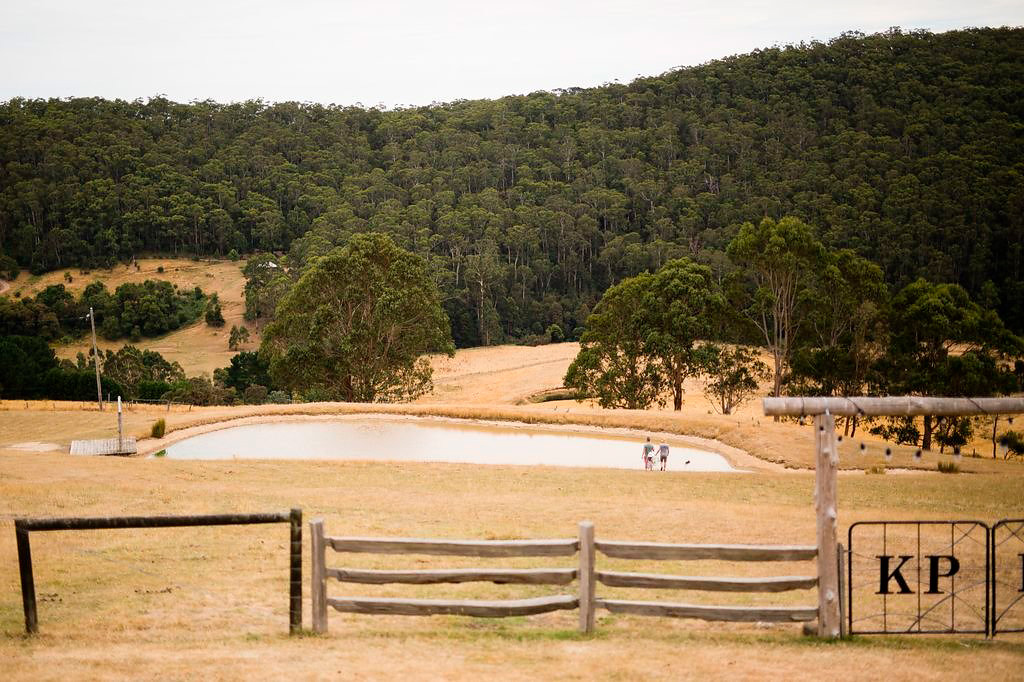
[0,335,58,397]
[0,254,19,280]
[89,346,185,399]
[162,376,236,406]
[998,431,1024,458]
[219,351,271,392]
[138,380,172,400]
[40,368,124,402]
[870,417,921,446]
[151,418,166,438]
[243,384,268,404]
[205,293,225,327]
[228,325,250,350]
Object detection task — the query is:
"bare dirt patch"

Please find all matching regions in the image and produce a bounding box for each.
[6,442,61,452]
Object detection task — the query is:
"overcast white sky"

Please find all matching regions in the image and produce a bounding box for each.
[2,1,1021,108]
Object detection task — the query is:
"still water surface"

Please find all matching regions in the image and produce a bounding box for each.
[163,418,735,472]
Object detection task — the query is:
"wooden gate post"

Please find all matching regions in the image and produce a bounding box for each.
[310,518,327,633]
[289,508,302,634]
[15,522,38,634]
[815,412,841,638]
[578,521,595,633]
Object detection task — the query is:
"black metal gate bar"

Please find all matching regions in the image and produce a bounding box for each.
[14,510,303,635]
[991,519,1024,635]
[847,520,990,636]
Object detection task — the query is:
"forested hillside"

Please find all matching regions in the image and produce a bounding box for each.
[1,27,1022,344]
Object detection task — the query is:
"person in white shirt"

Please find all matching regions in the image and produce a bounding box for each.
[641,437,655,470]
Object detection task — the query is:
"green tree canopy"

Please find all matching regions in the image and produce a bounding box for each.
[727,216,825,397]
[877,278,1023,449]
[565,258,722,410]
[701,345,771,415]
[205,292,225,327]
[2,28,1023,343]
[564,273,663,409]
[260,233,454,402]
[243,253,291,327]
[789,249,888,437]
[91,345,185,399]
[645,259,724,410]
[217,350,272,394]
[228,324,251,350]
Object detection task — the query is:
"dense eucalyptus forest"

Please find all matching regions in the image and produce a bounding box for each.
[1,27,1022,345]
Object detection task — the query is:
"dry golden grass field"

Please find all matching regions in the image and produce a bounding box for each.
[2,264,1024,680]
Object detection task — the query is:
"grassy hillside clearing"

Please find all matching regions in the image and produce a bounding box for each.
[3,258,255,376]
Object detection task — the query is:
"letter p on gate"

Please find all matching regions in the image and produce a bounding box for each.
[925,555,960,594]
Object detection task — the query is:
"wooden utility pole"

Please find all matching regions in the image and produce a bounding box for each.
[88,307,103,411]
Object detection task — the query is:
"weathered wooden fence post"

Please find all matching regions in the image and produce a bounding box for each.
[815,412,841,638]
[578,521,595,633]
[310,518,327,633]
[289,508,302,634]
[15,522,37,634]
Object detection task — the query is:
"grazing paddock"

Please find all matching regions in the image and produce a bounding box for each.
[2,447,1023,680]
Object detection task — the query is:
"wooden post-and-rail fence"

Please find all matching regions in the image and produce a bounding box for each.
[309,519,819,634]
[762,395,1024,639]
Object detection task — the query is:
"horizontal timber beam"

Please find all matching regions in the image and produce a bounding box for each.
[327,595,578,617]
[596,571,818,592]
[763,396,1024,417]
[327,567,577,585]
[15,513,292,532]
[595,541,816,562]
[326,537,579,557]
[596,599,818,622]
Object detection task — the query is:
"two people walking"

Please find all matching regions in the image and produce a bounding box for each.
[642,436,669,471]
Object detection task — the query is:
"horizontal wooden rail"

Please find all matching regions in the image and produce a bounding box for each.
[595,541,817,562]
[596,571,817,592]
[16,512,291,532]
[327,595,579,617]
[763,396,1024,417]
[596,598,818,622]
[327,537,579,557]
[328,567,577,585]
